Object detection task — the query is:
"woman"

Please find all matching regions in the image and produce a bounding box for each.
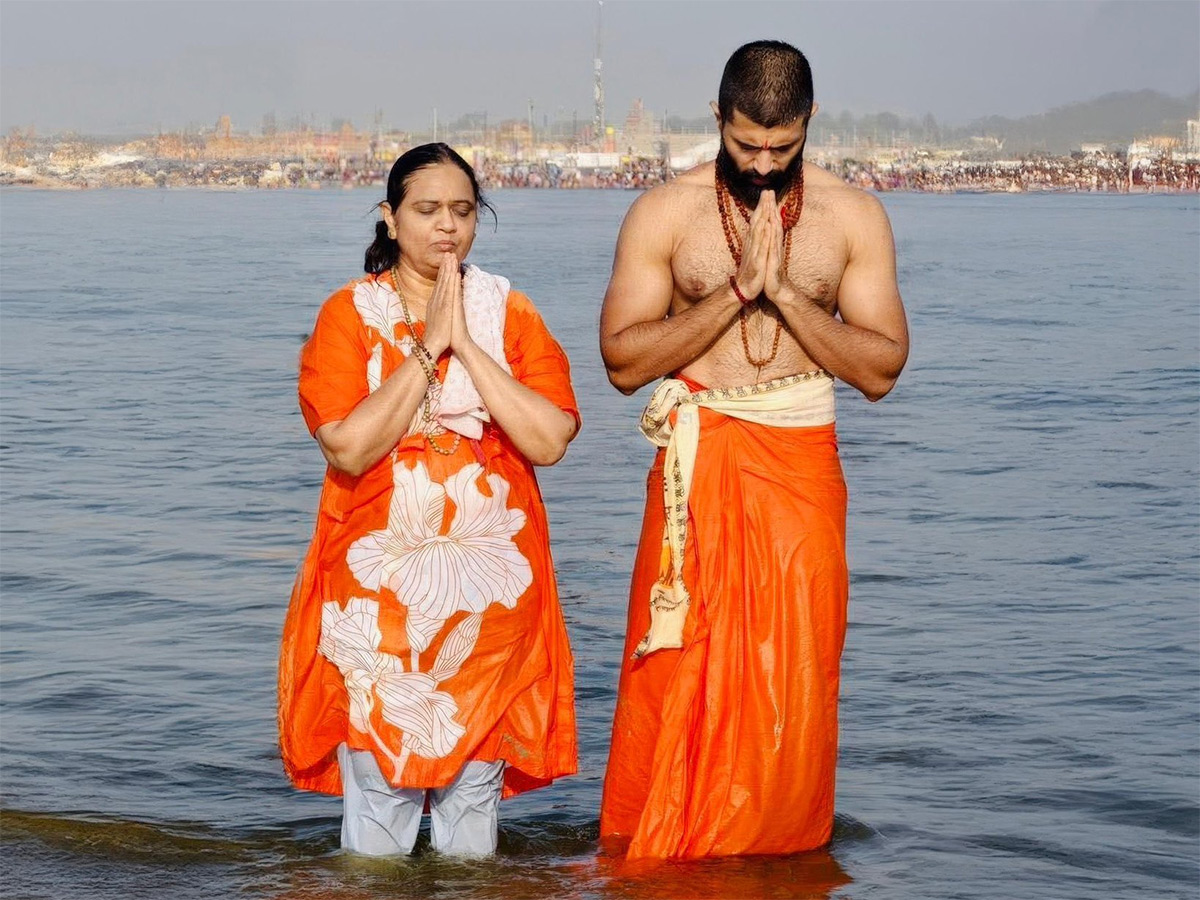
[279,144,580,857]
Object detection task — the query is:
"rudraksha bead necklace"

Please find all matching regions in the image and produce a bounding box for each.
[715,164,805,374]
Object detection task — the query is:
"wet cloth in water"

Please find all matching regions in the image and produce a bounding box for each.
[339,744,504,856]
[600,372,849,858]
[279,270,579,803]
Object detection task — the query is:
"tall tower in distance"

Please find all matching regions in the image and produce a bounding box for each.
[593,0,605,142]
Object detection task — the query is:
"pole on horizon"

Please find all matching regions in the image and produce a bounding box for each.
[593,0,605,144]
[663,108,670,173]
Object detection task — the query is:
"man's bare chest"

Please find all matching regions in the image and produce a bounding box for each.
[671,211,847,313]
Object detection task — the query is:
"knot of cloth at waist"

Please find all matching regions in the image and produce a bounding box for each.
[632,370,836,659]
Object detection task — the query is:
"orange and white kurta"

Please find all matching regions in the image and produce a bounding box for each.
[600,372,848,859]
[279,270,578,799]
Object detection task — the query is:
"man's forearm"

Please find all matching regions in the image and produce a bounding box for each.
[776,289,907,401]
[602,285,743,394]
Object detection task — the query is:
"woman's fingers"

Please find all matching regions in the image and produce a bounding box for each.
[449,256,469,350]
[423,253,459,356]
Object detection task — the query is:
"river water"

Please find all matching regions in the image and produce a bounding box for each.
[1,187,1197,899]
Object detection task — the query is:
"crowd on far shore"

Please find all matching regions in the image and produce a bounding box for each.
[476,156,670,190]
[830,152,1199,193]
[476,153,1199,194]
[2,149,1197,193]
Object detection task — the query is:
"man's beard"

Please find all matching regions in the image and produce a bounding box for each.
[715,138,806,208]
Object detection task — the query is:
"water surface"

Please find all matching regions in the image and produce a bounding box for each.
[1,188,1197,899]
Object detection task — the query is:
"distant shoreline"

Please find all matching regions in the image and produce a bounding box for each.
[4,146,1197,194]
[1,180,1193,195]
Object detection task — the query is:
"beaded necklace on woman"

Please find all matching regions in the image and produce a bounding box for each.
[390,265,461,456]
[715,163,804,382]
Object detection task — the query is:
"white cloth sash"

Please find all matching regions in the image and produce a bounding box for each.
[353,266,511,442]
[633,371,836,658]
[437,265,511,439]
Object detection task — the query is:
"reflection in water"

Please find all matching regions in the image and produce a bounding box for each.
[593,847,852,900]
[3,807,857,899]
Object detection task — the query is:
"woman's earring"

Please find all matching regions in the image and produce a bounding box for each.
[387,227,397,240]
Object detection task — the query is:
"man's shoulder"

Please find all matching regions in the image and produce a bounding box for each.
[627,163,714,219]
[805,163,888,221]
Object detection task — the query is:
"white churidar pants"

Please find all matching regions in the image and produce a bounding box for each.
[337,744,504,857]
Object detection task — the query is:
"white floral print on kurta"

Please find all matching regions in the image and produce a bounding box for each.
[318,597,469,767]
[353,279,403,346]
[375,671,466,758]
[317,597,397,732]
[366,338,414,395]
[321,461,531,773]
[366,343,383,394]
[347,461,532,651]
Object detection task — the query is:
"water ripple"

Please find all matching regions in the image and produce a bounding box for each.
[1,189,1196,900]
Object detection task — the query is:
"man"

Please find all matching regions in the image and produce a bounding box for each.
[598,40,908,859]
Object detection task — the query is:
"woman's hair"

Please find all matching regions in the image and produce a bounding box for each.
[364,143,496,274]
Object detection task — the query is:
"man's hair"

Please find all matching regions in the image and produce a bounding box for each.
[717,40,813,128]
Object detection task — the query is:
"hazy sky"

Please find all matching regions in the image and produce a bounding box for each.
[2,0,1197,135]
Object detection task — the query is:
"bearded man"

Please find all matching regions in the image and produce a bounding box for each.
[598,40,909,859]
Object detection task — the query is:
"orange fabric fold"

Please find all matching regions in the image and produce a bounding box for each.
[600,404,848,858]
[279,276,578,799]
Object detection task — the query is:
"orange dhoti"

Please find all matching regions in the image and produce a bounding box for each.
[600,373,848,859]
